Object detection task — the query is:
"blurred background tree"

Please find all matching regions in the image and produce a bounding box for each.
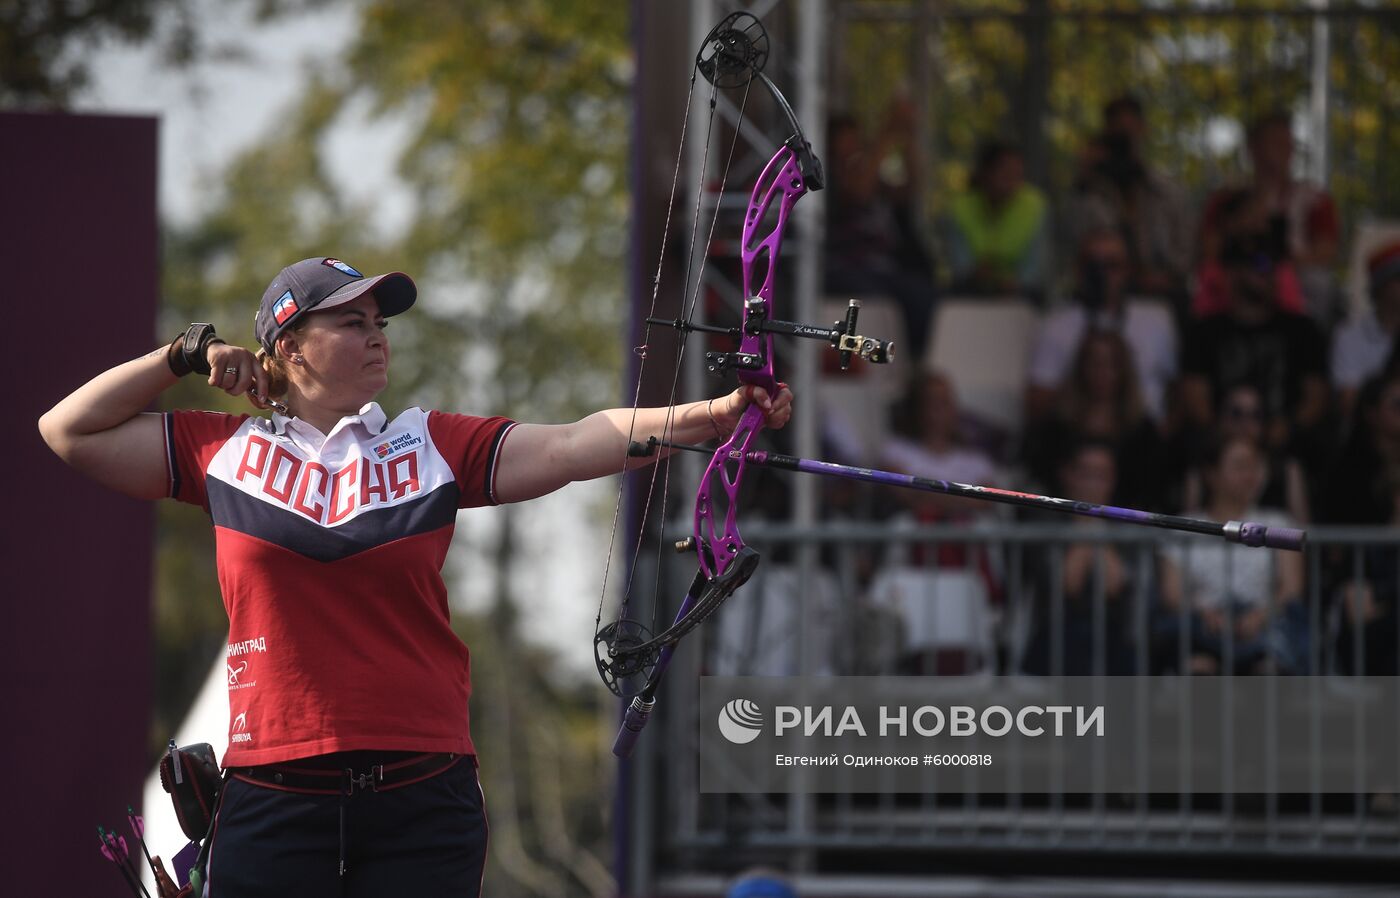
[0,0,193,105]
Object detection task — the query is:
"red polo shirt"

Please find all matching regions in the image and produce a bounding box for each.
[163,403,514,767]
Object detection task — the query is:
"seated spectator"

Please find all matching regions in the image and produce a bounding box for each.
[943,140,1048,298]
[1317,370,1400,675]
[1026,227,1177,424]
[881,370,1002,567]
[824,102,938,361]
[1020,440,1141,676]
[1332,240,1400,424]
[1329,546,1400,676]
[1320,369,1400,526]
[1179,227,1330,464]
[1200,110,1341,325]
[1025,329,1168,512]
[876,374,1004,674]
[1192,188,1308,318]
[883,370,1000,488]
[1180,384,1310,523]
[1156,436,1307,674]
[1070,94,1190,300]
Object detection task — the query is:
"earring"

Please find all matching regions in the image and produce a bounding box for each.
[291,354,304,364]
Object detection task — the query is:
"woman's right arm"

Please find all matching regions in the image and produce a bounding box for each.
[38,341,263,500]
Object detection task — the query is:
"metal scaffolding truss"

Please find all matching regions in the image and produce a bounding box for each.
[623,2,828,895]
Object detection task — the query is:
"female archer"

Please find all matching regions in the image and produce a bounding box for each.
[38,256,791,897]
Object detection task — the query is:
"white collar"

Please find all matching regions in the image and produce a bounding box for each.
[270,401,389,442]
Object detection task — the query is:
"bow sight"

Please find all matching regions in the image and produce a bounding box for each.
[646,297,894,377]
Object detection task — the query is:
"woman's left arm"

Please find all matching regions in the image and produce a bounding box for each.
[493,384,793,504]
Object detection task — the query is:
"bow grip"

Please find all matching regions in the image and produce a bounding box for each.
[612,695,656,758]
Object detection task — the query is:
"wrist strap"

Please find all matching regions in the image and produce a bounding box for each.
[167,323,225,377]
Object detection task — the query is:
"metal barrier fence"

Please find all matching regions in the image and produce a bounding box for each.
[624,523,1400,888]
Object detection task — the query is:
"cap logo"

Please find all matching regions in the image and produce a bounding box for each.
[322,258,363,278]
[272,289,299,324]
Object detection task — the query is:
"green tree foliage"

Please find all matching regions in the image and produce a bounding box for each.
[330,1,628,417]
[0,0,194,105]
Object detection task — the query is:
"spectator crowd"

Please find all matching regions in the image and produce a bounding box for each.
[799,94,1400,679]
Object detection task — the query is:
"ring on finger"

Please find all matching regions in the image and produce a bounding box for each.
[224,366,239,377]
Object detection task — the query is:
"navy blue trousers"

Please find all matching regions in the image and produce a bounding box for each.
[206,756,487,897]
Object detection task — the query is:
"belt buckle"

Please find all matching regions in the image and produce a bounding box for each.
[344,764,384,794]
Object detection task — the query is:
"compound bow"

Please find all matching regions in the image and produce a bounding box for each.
[593,11,892,758]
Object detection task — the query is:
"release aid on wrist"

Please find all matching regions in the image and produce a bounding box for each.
[168,323,226,377]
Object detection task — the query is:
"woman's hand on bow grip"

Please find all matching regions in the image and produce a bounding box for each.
[715,382,793,434]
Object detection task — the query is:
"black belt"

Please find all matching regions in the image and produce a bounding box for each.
[232,751,462,795]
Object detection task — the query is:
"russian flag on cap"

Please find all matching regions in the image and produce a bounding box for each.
[273,289,299,324]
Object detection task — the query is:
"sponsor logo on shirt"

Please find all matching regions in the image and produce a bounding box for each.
[371,432,423,460]
[227,660,257,692]
[231,712,253,743]
[227,637,265,691]
[228,637,268,656]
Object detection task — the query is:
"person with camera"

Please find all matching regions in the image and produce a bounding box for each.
[1199,110,1341,325]
[1071,95,1191,300]
[1025,227,1177,427]
[1178,226,1329,462]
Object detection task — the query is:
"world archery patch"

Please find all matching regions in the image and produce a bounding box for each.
[322,258,363,278]
[272,290,299,324]
[372,432,423,460]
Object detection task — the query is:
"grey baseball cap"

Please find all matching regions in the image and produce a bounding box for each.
[255,257,416,354]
